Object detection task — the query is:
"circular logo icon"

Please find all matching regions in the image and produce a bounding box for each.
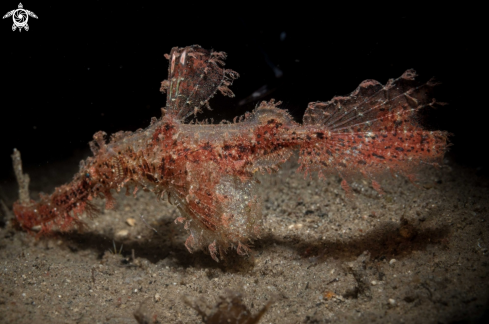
[3,3,38,32]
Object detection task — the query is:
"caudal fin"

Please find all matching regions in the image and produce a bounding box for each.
[299,70,448,190]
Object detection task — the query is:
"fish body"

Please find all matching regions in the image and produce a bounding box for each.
[12,45,448,262]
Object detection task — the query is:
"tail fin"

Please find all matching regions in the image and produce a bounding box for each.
[299,70,448,190]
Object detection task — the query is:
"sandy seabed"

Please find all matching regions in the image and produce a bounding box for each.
[0,152,488,324]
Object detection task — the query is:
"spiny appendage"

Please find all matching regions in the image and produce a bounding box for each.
[299,69,448,193]
[160,45,239,122]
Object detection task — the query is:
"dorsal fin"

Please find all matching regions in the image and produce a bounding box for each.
[160,45,239,122]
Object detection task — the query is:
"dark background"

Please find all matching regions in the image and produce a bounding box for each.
[0,2,484,182]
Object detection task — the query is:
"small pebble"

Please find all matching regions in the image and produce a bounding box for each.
[154,293,161,302]
[288,223,303,230]
[389,298,396,306]
[115,229,129,238]
[126,218,136,227]
[389,259,397,266]
[371,280,377,286]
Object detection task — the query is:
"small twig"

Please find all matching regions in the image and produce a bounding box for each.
[139,214,160,236]
[91,268,96,284]
[11,149,30,205]
[111,240,123,254]
[0,198,12,222]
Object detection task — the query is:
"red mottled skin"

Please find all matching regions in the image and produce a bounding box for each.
[12,45,448,262]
